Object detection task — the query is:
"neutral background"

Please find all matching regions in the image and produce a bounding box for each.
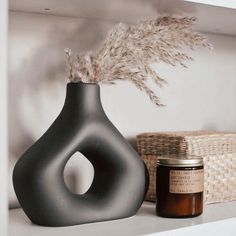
[8,11,236,207]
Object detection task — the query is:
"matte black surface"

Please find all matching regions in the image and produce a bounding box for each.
[13,83,148,227]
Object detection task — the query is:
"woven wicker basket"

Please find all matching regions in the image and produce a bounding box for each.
[137,131,236,204]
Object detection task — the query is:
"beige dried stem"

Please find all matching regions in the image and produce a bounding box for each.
[65,16,212,106]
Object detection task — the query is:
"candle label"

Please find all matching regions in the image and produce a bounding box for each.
[169,169,204,194]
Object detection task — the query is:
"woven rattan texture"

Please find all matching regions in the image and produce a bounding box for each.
[137,131,236,204]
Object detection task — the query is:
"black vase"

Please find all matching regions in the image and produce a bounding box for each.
[13,82,148,227]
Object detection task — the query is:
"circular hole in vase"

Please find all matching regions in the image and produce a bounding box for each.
[63,152,94,194]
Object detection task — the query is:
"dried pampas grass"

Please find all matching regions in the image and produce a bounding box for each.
[65,16,212,106]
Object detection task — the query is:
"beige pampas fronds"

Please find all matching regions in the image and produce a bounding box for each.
[65,16,212,106]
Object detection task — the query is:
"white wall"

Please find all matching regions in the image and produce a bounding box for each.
[8,11,236,206]
[0,1,8,235]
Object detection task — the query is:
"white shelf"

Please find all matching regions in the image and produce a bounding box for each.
[9,201,236,236]
[9,0,236,36]
[184,0,236,9]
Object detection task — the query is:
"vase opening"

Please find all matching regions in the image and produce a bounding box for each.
[63,152,94,195]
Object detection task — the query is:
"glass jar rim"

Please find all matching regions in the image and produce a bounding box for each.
[157,155,203,167]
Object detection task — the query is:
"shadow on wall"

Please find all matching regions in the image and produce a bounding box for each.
[8,16,114,208]
[8,5,196,208]
[147,0,195,15]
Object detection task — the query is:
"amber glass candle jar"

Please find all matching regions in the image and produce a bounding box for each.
[156,157,204,218]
